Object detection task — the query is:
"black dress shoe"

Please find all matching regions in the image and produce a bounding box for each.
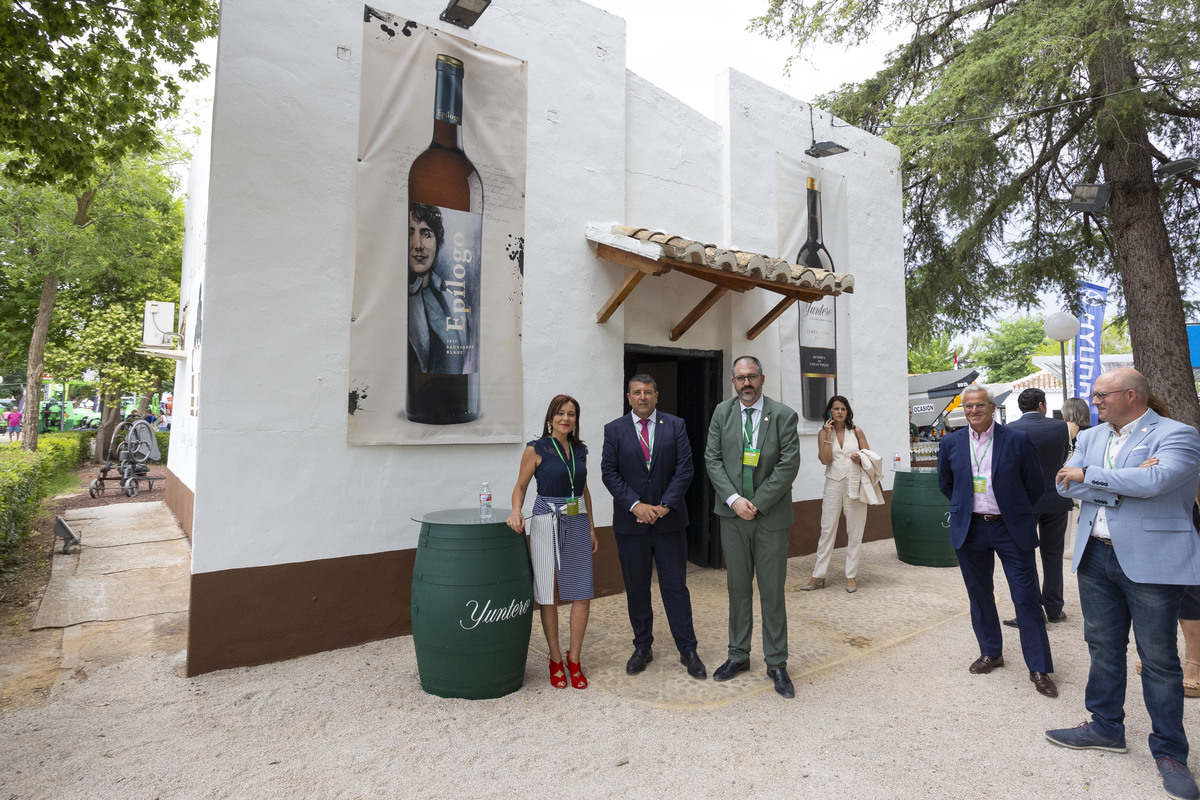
[1002,618,1019,628]
[767,667,795,699]
[1030,671,1058,697]
[969,655,1005,674]
[1047,612,1068,623]
[712,658,750,682]
[626,647,653,675]
[680,649,707,679]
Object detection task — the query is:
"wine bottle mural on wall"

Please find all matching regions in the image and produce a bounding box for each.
[349,9,528,445]
[406,55,483,424]
[796,177,837,421]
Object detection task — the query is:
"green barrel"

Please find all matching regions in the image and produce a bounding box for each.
[411,509,534,699]
[890,470,959,568]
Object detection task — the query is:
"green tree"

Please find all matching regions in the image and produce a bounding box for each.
[908,330,957,374]
[0,0,217,188]
[46,302,176,460]
[967,317,1049,382]
[0,150,184,452]
[752,0,1200,430]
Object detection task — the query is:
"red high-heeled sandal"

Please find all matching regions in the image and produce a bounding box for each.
[566,656,587,689]
[549,658,567,689]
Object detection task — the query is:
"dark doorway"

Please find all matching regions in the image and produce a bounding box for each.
[623,345,724,568]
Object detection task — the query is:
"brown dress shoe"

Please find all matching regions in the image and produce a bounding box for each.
[1031,671,1058,697]
[969,655,1005,674]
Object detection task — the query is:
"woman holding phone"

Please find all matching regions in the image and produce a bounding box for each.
[803,395,870,593]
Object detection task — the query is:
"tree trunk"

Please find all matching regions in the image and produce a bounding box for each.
[1092,8,1200,431]
[93,393,123,464]
[21,273,57,452]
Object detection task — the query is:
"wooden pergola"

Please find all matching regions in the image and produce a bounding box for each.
[587,225,855,342]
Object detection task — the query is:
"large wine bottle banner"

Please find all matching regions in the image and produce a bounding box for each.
[775,153,850,436]
[349,7,527,444]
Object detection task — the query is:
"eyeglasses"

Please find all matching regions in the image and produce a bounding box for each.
[732,375,761,385]
[962,404,993,411]
[1089,389,1129,401]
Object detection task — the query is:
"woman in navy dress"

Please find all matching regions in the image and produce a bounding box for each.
[506,394,598,689]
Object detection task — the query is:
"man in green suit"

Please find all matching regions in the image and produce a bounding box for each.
[705,355,801,698]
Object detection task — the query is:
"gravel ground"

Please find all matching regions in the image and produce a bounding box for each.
[0,569,1187,800]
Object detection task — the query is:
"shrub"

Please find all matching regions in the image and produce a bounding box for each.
[0,433,88,569]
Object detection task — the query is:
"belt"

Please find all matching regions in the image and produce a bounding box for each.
[971,513,1002,522]
[1090,536,1114,547]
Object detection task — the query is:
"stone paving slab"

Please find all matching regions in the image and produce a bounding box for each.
[33,502,190,630]
[61,502,182,547]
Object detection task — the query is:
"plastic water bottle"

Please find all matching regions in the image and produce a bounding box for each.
[892,451,902,472]
[479,481,493,521]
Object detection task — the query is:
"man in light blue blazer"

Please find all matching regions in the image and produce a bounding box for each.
[1046,368,1200,800]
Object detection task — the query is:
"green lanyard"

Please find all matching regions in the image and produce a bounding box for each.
[1104,431,1118,468]
[552,438,577,497]
[970,434,992,473]
[638,418,655,465]
[743,408,762,449]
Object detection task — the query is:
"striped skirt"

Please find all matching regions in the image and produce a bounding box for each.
[528,494,594,604]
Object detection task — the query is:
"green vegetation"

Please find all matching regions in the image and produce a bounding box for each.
[0,0,217,188]
[0,432,89,569]
[752,0,1200,429]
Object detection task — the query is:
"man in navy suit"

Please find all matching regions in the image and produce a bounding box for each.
[1047,368,1200,800]
[937,384,1057,697]
[1003,387,1073,626]
[601,374,705,679]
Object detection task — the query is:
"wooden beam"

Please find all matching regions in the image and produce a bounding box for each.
[596,269,645,323]
[746,297,797,341]
[596,243,673,276]
[669,286,728,342]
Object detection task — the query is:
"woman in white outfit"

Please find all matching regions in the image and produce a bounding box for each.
[803,395,870,593]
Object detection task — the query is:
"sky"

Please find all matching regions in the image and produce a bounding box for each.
[583,0,895,118]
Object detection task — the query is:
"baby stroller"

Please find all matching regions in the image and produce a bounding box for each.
[88,419,161,498]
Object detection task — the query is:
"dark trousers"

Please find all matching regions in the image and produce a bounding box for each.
[956,516,1053,673]
[1078,539,1187,761]
[614,526,698,653]
[1034,510,1070,617]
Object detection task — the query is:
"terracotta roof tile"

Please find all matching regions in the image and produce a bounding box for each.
[610,225,854,294]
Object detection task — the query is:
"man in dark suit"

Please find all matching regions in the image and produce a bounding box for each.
[601,374,705,679]
[1003,387,1073,627]
[937,384,1057,697]
[704,355,801,699]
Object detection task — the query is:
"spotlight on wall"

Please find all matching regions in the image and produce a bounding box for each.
[1155,157,1199,177]
[1068,183,1112,214]
[804,141,849,159]
[440,0,491,28]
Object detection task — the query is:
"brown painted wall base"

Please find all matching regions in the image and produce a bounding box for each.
[164,468,195,543]
[185,491,894,676]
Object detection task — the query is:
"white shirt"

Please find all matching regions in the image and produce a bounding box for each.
[725,397,765,507]
[1091,410,1149,540]
[628,410,658,511]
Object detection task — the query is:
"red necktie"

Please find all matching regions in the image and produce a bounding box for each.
[638,418,651,463]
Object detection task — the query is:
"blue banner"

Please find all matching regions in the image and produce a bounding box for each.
[1073,282,1108,425]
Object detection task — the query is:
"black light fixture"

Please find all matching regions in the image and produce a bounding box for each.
[1069,183,1112,213]
[1155,157,1199,177]
[804,105,849,160]
[805,141,849,159]
[440,0,491,28]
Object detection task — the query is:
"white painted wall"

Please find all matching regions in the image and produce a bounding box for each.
[715,70,907,501]
[178,0,906,577]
